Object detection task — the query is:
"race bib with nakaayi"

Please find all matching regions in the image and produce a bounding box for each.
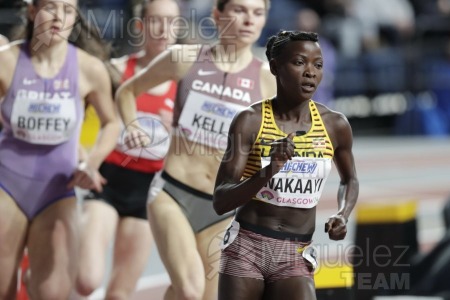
[255,157,332,208]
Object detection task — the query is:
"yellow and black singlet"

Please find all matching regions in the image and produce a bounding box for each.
[242,99,334,208]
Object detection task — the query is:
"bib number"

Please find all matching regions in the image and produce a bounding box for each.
[302,244,318,270]
[147,171,165,204]
[221,219,240,250]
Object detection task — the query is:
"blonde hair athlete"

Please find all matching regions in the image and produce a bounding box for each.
[116,0,275,299]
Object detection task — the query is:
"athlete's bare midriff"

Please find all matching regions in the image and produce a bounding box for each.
[163,132,225,194]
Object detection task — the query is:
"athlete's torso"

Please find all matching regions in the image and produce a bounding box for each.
[0,42,83,179]
[105,55,177,173]
[244,99,334,208]
[164,45,264,193]
[236,99,334,234]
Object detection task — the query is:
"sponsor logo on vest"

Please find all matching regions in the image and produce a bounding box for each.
[198,69,217,76]
[17,89,73,101]
[192,79,251,103]
[201,101,237,118]
[23,78,37,85]
[279,162,317,174]
[260,190,274,200]
[28,103,61,114]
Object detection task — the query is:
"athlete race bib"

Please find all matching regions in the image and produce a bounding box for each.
[147,170,165,204]
[117,111,171,160]
[256,157,332,208]
[301,244,318,270]
[10,90,77,145]
[178,91,245,150]
[221,219,240,250]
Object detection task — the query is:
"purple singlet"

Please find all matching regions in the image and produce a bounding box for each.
[0,42,83,219]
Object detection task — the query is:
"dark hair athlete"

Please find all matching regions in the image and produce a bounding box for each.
[213,30,359,300]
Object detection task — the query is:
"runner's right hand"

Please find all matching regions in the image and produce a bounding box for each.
[269,132,296,171]
[124,123,151,149]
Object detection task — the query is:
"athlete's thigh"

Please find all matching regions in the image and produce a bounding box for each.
[0,189,28,297]
[78,200,119,282]
[263,276,316,300]
[196,218,232,292]
[107,216,152,296]
[219,273,264,300]
[27,197,79,287]
[148,191,204,282]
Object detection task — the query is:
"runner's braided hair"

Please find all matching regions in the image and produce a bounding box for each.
[265,30,318,61]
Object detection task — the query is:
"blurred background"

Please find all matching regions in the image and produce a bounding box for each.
[3,0,450,136]
[1,0,450,299]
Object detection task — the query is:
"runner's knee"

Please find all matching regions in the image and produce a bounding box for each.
[31,277,72,300]
[173,277,205,300]
[104,290,128,300]
[76,271,103,296]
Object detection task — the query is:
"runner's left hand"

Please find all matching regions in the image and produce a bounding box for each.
[67,162,107,192]
[325,214,347,240]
